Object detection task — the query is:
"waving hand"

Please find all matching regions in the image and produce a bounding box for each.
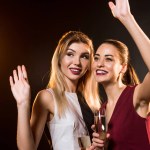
[9,65,31,106]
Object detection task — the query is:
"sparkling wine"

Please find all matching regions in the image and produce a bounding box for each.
[94,115,99,133]
[99,115,106,140]
[94,111,107,140]
[78,135,91,149]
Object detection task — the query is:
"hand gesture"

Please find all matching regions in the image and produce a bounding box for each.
[108,0,131,19]
[90,125,110,149]
[9,65,31,107]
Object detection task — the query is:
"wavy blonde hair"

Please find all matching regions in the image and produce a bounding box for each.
[47,31,100,117]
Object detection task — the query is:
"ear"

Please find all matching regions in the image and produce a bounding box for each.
[120,64,127,74]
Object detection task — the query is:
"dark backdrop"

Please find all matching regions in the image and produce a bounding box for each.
[0,0,150,149]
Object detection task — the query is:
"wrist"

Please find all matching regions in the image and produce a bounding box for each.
[17,100,31,110]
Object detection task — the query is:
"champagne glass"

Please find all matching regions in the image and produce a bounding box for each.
[78,132,91,150]
[94,110,100,133]
[94,108,107,149]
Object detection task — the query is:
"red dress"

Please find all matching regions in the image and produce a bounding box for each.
[146,114,150,144]
[107,86,150,150]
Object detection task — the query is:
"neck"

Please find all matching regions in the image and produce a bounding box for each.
[102,81,126,103]
[65,79,78,93]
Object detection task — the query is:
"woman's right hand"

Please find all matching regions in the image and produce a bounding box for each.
[91,131,110,149]
[9,65,31,107]
[92,132,105,148]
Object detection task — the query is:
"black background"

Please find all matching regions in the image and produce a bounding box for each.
[0,0,150,149]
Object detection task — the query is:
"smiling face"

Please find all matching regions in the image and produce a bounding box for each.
[60,42,90,84]
[92,43,125,85]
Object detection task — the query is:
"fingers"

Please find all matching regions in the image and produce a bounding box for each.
[91,132,109,149]
[108,1,115,10]
[93,132,110,140]
[18,65,23,80]
[9,76,14,87]
[93,132,100,138]
[108,1,116,17]
[106,133,110,139]
[86,145,96,150]
[92,132,105,146]
[21,65,29,86]
[22,65,29,82]
[91,124,95,132]
[10,65,28,84]
[18,65,27,79]
[13,69,19,82]
[92,141,104,149]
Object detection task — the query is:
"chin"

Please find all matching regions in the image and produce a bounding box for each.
[95,76,106,82]
[97,80,106,84]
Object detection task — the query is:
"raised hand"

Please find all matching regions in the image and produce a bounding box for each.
[9,65,31,107]
[108,0,131,19]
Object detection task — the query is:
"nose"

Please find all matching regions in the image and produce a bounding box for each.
[97,59,104,68]
[73,56,81,65]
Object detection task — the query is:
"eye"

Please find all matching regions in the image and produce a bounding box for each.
[66,52,74,57]
[94,56,99,61]
[81,54,89,60]
[106,57,113,61]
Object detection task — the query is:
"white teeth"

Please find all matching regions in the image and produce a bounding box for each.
[70,69,80,72]
[96,70,107,74]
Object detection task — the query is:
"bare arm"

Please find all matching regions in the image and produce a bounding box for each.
[9,65,52,150]
[10,65,35,150]
[108,0,150,103]
[30,90,54,149]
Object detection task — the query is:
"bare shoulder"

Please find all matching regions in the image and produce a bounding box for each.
[33,89,54,114]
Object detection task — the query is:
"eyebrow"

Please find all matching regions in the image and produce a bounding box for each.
[67,48,76,52]
[94,53,114,57]
[67,49,90,54]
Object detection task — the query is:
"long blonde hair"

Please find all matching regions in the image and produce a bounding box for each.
[47,31,100,117]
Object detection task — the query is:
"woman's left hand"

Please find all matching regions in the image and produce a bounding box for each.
[108,0,131,19]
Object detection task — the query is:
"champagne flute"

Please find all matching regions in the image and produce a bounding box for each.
[78,131,91,150]
[94,108,107,149]
[94,110,100,133]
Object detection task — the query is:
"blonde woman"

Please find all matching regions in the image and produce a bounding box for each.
[9,31,100,150]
